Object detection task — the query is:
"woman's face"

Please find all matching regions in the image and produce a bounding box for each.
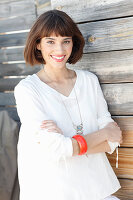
[37,33,73,68]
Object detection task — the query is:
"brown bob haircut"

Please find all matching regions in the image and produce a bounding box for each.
[24,9,85,66]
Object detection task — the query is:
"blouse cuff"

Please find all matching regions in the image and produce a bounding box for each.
[107,141,120,154]
[107,141,120,169]
[35,129,73,161]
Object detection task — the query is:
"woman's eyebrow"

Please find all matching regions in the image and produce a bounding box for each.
[64,38,72,40]
[44,37,72,40]
[45,38,55,40]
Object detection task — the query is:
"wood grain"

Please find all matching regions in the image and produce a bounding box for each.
[51,0,133,23]
[0,14,35,33]
[0,0,35,18]
[0,63,41,77]
[68,50,133,83]
[0,48,24,63]
[113,116,133,131]
[36,0,51,16]
[102,83,133,115]
[114,179,133,200]
[107,148,133,179]
[78,16,133,53]
[0,78,23,92]
[113,117,133,147]
[0,92,15,106]
[0,32,28,48]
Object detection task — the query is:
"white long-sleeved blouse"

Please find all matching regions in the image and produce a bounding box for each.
[14,69,121,200]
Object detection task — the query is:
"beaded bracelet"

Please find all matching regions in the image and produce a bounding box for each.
[72,134,87,155]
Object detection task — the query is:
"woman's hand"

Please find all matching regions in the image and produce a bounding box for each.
[104,122,123,144]
[40,120,63,134]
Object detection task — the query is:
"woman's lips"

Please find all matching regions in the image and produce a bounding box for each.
[51,55,66,62]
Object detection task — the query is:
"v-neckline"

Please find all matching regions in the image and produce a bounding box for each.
[33,69,79,99]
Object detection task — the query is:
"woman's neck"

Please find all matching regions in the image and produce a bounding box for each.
[39,65,74,83]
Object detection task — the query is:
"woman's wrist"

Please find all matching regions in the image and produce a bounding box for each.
[98,128,108,142]
[72,128,108,157]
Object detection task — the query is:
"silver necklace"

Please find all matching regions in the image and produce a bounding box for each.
[59,72,84,135]
[43,69,84,135]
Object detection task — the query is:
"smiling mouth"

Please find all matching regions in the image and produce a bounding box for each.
[51,55,66,62]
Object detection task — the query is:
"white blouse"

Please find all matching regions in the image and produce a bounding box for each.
[14,69,121,200]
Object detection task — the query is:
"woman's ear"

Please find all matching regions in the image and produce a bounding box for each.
[37,43,41,50]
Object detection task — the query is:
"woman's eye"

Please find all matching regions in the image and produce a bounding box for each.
[47,41,54,44]
[63,40,70,44]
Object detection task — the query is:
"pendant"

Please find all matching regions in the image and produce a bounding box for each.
[76,123,83,135]
[74,123,88,157]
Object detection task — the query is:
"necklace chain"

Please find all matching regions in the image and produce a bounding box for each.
[43,69,84,135]
[59,77,83,135]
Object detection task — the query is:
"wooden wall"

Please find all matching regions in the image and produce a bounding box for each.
[0,0,51,121]
[51,0,133,199]
[0,0,133,199]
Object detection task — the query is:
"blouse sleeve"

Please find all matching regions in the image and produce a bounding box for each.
[14,83,73,162]
[95,76,119,154]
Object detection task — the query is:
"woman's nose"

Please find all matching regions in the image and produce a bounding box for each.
[55,44,64,52]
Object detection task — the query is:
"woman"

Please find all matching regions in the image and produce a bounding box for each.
[14,10,122,200]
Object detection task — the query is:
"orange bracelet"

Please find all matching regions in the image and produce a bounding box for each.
[72,134,87,155]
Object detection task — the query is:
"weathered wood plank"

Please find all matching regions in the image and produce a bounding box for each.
[0,78,23,92]
[114,116,133,131]
[0,92,15,106]
[0,82,133,116]
[36,0,51,16]
[2,17,133,52]
[0,14,35,33]
[0,0,19,3]
[51,0,133,23]
[0,0,35,18]
[102,83,133,115]
[37,0,49,5]
[0,48,24,63]
[68,49,133,83]
[0,63,41,77]
[1,48,133,83]
[0,80,133,115]
[113,117,133,147]
[114,117,133,158]
[119,131,133,147]
[107,148,133,179]
[0,32,28,48]
[114,179,133,200]
[78,16,133,53]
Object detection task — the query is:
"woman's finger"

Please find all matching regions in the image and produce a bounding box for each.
[41,122,56,127]
[41,125,62,132]
[41,122,57,127]
[41,121,63,134]
[40,124,56,129]
[42,120,56,124]
[47,128,63,134]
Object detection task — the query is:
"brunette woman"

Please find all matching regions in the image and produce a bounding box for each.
[14,10,122,200]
